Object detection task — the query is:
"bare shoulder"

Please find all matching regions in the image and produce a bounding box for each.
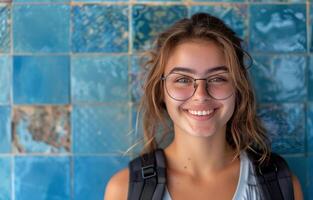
[104,167,129,200]
[291,173,303,200]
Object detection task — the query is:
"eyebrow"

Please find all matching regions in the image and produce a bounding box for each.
[168,65,228,75]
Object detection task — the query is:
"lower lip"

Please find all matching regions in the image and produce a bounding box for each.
[185,109,216,121]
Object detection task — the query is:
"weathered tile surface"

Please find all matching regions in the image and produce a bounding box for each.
[12,106,70,153]
[0,5,10,53]
[250,55,306,103]
[73,155,129,200]
[0,156,11,200]
[132,5,187,51]
[14,156,71,200]
[0,106,11,153]
[72,5,128,53]
[72,105,131,153]
[258,104,305,154]
[72,55,129,103]
[0,56,11,105]
[249,4,306,53]
[13,56,70,104]
[13,4,70,53]
[190,5,247,39]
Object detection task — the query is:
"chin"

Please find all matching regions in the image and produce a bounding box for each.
[188,127,217,138]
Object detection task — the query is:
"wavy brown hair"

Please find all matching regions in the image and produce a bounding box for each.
[137,13,270,163]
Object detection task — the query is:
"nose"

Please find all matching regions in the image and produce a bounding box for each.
[193,80,210,100]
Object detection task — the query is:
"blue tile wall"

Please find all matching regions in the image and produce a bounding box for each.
[250,55,306,103]
[309,56,313,101]
[0,1,311,199]
[13,56,70,104]
[132,5,187,51]
[72,105,131,154]
[14,156,71,200]
[258,104,305,154]
[190,5,247,39]
[72,5,128,53]
[73,155,129,200]
[71,55,129,103]
[308,103,313,153]
[13,4,70,53]
[249,4,306,53]
[12,106,70,153]
[0,56,11,104]
[0,156,11,200]
[0,5,10,53]
[0,106,11,153]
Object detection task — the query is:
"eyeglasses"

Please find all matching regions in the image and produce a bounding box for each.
[161,72,234,101]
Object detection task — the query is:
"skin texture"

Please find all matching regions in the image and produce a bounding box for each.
[104,40,303,200]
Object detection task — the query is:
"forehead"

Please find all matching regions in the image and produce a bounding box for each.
[164,40,227,75]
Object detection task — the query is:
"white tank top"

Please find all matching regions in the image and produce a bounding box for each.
[162,151,263,200]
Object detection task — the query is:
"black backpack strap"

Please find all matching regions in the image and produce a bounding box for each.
[248,151,294,200]
[128,149,167,200]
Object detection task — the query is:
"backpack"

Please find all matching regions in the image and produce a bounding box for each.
[127,149,294,200]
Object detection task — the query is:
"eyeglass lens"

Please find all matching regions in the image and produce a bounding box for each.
[164,72,234,101]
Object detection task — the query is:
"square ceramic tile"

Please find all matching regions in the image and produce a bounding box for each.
[13,4,70,53]
[13,56,70,104]
[190,5,247,40]
[249,4,306,53]
[0,156,11,200]
[14,156,71,200]
[12,106,71,153]
[132,5,187,51]
[0,5,10,53]
[0,106,11,153]
[258,103,305,154]
[0,56,11,105]
[72,5,128,53]
[72,105,131,153]
[71,55,129,103]
[250,55,306,103]
[73,155,129,200]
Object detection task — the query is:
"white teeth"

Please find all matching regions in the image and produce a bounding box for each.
[188,109,214,116]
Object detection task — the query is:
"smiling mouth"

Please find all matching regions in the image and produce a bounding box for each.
[188,109,214,116]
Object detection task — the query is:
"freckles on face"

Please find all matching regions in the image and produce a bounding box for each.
[162,40,236,137]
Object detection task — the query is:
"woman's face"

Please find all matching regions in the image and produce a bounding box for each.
[163,40,236,138]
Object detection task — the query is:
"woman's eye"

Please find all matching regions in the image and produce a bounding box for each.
[176,77,192,83]
[208,77,227,83]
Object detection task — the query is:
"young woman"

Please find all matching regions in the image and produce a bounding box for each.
[104,13,303,200]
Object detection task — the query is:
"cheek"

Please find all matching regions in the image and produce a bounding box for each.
[163,92,181,119]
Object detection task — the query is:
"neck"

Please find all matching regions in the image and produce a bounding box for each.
[165,128,235,177]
